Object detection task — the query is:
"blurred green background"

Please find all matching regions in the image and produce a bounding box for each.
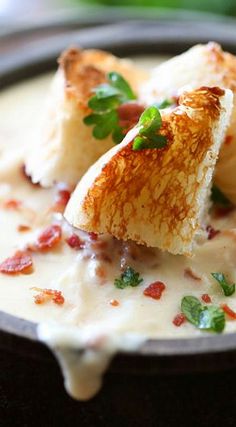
[1,0,236,27]
[79,0,236,16]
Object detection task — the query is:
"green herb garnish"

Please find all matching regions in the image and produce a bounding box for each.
[84,71,136,144]
[132,106,167,150]
[181,296,225,333]
[211,272,235,297]
[211,185,231,207]
[114,266,143,289]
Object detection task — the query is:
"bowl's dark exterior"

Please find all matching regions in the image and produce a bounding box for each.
[2,20,236,426]
[2,344,236,427]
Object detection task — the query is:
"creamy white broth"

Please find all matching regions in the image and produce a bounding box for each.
[1,56,236,399]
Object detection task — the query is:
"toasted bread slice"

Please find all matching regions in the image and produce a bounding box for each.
[140,42,236,203]
[65,87,233,255]
[25,48,148,187]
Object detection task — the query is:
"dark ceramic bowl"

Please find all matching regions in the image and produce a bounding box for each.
[2,20,236,427]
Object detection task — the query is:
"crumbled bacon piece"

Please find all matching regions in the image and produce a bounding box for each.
[96,253,112,263]
[3,199,22,210]
[213,206,234,218]
[143,281,166,300]
[66,234,85,250]
[88,232,98,241]
[221,303,236,319]
[30,225,62,252]
[118,102,145,134]
[184,268,201,281]
[171,95,179,106]
[17,224,31,232]
[31,287,64,305]
[91,240,108,250]
[110,299,119,307]
[201,293,212,303]
[52,189,71,212]
[0,251,33,275]
[173,313,186,327]
[206,225,220,240]
[224,135,233,146]
[95,265,106,279]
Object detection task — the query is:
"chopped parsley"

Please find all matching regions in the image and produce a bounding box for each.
[211,272,235,297]
[211,185,231,207]
[84,71,136,144]
[181,296,225,333]
[114,266,143,289]
[132,105,167,150]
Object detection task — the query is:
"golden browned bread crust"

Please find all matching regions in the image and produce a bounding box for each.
[140,42,236,203]
[65,86,233,255]
[25,47,148,187]
[59,47,148,112]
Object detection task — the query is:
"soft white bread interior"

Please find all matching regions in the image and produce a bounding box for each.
[140,42,236,203]
[65,87,233,255]
[25,48,148,187]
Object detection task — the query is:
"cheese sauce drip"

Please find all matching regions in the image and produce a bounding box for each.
[1,61,236,400]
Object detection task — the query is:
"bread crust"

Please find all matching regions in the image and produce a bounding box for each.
[65,86,233,255]
[140,42,236,203]
[25,47,148,187]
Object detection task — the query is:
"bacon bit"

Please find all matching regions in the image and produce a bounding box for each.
[184,268,201,281]
[95,265,106,279]
[88,232,98,241]
[17,224,31,232]
[213,206,234,218]
[143,281,166,300]
[96,253,112,263]
[224,135,233,146]
[52,189,71,213]
[118,102,145,134]
[91,240,108,250]
[0,251,33,275]
[110,299,119,307]
[66,234,85,250]
[173,313,186,327]
[221,303,236,319]
[31,287,64,305]
[201,293,212,303]
[171,94,179,106]
[3,199,22,210]
[31,225,62,252]
[206,225,220,240]
[21,164,40,187]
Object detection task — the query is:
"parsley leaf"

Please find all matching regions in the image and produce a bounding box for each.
[108,72,136,102]
[84,72,136,144]
[181,296,202,326]
[198,306,225,333]
[211,272,235,297]
[114,266,143,289]
[132,106,167,151]
[181,296,225,333]
[211,185,231,207]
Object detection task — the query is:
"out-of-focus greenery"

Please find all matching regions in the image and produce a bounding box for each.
[79,0,236,16]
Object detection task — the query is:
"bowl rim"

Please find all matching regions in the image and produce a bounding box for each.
[2,20,236,364]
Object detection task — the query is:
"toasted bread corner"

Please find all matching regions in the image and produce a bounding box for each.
[25,47,148,187]
[65,86,233,255]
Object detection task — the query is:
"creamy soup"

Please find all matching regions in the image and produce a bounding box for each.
[1,57,236,400]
